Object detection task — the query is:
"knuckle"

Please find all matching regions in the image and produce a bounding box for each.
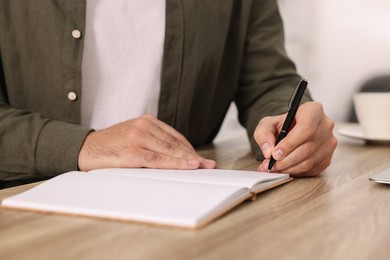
[312,102,324,113]
[324,158,332,168]
[331,137,338,150]
[279,141,294,155]
[128,127,144,139]
[142,114,155,120]
[301,159,315,172]
[163,141,175,153]
[134,116,151,128]
[323,118,335,134]
[258,116,273,127]
[177,133,192,147]
[175,131,186,140]
[254,120,271,141]
[253,131,263,143]
[301,125,316,138]
[173,138,183,148]
[144,152,160,163]
[259,116,271,123]
[166,135,180,146]
[327,118,335,130]
[163,136,184,151]
[311,160,330,176]
[303,142,317,156]
[318,102,324,112]
[179,150,191,159]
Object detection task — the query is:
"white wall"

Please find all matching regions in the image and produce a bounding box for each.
[279,0,390,122]
[216,0,390,141]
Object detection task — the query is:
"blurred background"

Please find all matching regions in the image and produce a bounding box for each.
[215,0,390,141]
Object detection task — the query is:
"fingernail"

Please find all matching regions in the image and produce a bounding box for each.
[188,160,200,166]
[261,143,271,157]
[258,160,269,171]
[205,159,216,166]
[264,160,270,169]
[273,149,284,160]
[203,159,217,169]
[257,162,266,172]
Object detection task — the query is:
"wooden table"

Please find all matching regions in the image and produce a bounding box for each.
[1,123,390,260]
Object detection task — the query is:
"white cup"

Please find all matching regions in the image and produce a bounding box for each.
[353,93,390,139]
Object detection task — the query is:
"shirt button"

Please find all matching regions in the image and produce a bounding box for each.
[67,92,77,101]
[72,29,82,39]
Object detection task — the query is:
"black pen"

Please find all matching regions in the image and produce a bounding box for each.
[267,79,308,172]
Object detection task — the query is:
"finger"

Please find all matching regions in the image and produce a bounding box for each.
[200,159,218,169]
[132,127,198,159]
[151,127,197,155]
[257,159,270,172]
[152,131,217,168]
[271,141,318,172]
[145,115,195,150]
[271,110,321,162]
[143,116,217,168]
[132,115,196,155]
[254,115,284,159]
[134,127,216,169]
[146,135,217,168]
[272,110,336,169]
[272,135,336,176]
[275,152,333,177]
[137,150,202,170]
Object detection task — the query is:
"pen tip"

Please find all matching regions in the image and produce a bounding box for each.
[267,169,270,173]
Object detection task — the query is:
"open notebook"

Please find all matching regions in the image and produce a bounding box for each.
[1,168,291,229]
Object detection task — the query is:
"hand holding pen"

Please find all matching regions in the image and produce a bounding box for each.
[254,79,337,177]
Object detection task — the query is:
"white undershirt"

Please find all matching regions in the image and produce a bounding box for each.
[81,0,166,130]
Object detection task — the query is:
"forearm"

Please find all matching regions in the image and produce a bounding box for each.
[235,0,312,159]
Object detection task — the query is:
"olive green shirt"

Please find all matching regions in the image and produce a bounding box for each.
[0,0,311,182]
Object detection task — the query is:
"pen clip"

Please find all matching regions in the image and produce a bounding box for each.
[288,79,306,109]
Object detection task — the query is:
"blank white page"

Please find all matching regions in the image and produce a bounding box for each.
[92,168,289,189]
[2,171,249,228]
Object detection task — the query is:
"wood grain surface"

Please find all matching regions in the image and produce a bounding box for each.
[1,123,390,260]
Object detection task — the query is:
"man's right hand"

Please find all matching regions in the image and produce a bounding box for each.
[78,115,216,171]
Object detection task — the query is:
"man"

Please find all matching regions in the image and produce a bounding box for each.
[0,0,337,186]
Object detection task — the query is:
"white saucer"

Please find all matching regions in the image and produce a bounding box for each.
[338,124,390,144]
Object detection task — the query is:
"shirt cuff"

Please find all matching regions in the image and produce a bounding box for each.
[35,120,93,177]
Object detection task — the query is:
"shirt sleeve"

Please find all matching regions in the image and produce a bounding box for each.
[235,0,312,160]
[0,54,92,181]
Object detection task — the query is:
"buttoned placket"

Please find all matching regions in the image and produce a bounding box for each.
[158,0,184,127]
